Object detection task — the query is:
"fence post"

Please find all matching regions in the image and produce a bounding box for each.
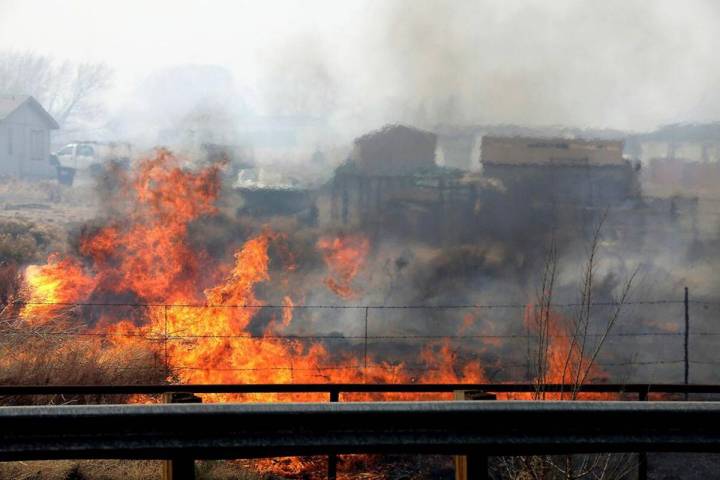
[162,392,202,480]
[684,286,690,401]
[164,305,170,379]
[455,390,495,480]
[363,307,369,375]
[328,388,340,480]
[638,389,648,480]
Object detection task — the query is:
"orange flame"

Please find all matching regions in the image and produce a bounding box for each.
[19,151,489,408]
[508,304,610,400]
[19,150,610,403]
[14,150,622,477]
[316,234,370,299]
[22,255,96,321]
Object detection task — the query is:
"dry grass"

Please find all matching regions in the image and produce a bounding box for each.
[197,461,268,479]
[0,317,165,406]
[0,460,160,480]
[0,218,65,265]
[0,177,98,238]
[498,216,638,480]
[0,460,267,480]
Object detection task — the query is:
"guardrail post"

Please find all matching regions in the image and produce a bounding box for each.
[162,392,202,480]
[466,453,489,480]
[328,389,340,480]
[684,286,690,401]
[455,390,496,480]
[638,390,648,480]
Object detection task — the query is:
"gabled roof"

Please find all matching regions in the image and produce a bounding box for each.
[0,94,59,129]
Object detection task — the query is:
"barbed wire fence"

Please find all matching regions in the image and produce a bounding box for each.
[3,289,720,383]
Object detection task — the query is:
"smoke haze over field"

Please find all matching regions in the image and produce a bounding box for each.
[7,2,720,441]
[1,0,720,139]
[9,10,720,480]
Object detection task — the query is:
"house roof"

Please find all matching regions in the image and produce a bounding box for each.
[632,122,720,143]
[0,94,59,129]
[481,135,626,167]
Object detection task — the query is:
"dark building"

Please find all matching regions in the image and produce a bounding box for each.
[478,136,641,245]
[330,124,484,243]
[349,124,437,176]
[481,135,638,206]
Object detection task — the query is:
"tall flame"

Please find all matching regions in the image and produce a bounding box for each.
[15,150,618,477]
[19,150,607,405]
[18,151,490,402]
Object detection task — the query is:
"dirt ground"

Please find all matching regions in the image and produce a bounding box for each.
[0,178,98,228]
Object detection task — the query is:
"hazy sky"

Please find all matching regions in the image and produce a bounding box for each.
[1,0,719,133]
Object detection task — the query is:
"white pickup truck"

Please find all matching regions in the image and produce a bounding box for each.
[52,142,131,185]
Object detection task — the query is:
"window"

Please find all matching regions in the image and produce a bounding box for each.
[17,129,25,156]
[528,142,569,149]
[31,130,43,161]
[77,145,95,156]
[7,128,12,155]
[57,146,74,156]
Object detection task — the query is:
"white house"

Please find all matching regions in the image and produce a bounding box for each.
[0,95,58,178]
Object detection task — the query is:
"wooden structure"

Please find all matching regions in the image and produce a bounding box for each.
[454,390,496,480]
[162,392,202,480]
[0,95,58,178]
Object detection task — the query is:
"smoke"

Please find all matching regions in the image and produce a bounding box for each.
[106,65,251,148]
[254,0,720,136]
[3,0,719,145]
[43,0,718,152]
[6,0,720,384]
[257,34,339,118]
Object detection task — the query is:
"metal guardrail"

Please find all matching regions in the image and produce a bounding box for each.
[2,383,716,480]
[2,401,720,461]
[1,382,719,397]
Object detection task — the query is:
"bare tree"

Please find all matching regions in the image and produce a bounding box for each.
[500,213,639,480]
[0,50,112,129]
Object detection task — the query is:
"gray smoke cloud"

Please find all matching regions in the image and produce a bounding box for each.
[33,0,718,150]
[252,0,720,139]
[3,0,719,143]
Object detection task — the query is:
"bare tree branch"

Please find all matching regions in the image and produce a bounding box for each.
[0,50,112,129]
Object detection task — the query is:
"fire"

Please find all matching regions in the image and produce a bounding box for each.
[17,150,487,402]
[511,304,610,400]
[316,234,370,299]
[14,149,618,477]
[22,255,96,321]
[12,150,632,474]
[18,150,608,398]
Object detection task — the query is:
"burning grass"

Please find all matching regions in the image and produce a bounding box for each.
[10,150,492,394]
[0,149,639,479]
[4,149,632,399]
[316,233,369,298]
